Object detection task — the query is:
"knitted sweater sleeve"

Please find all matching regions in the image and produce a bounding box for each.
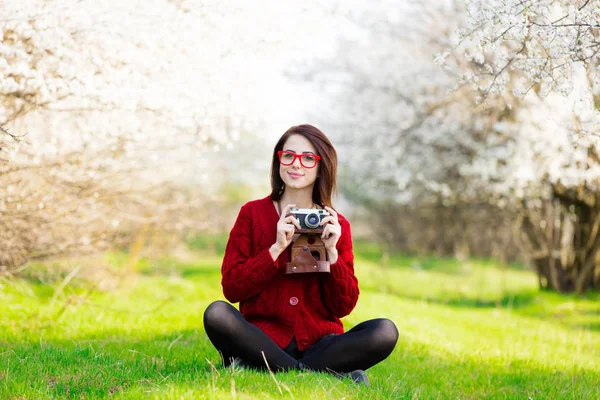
[321,217,360,318]
[221,203,280,303]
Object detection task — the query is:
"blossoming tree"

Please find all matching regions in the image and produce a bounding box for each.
[1,0,305,271]
[456,0,599,107]
[453,0,600,292]
[315,0,600,292]
[0,0,208,270]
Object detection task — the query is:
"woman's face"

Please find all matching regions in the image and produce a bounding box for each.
[279,134,320,192]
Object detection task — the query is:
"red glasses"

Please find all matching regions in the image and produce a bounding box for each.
[278,150,321,168]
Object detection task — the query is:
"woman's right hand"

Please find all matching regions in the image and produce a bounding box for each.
[270,203,301,260]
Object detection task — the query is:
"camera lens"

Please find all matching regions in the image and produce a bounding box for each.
[305,213,320,229]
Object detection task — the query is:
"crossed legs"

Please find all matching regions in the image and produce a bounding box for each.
[203,300,398,373]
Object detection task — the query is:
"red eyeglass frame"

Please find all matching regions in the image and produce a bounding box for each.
[277,150,321,168]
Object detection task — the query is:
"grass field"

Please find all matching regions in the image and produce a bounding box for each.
[1,239,600,399]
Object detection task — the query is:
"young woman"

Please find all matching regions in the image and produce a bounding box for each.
[203,124,398,386]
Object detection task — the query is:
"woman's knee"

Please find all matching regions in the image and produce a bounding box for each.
[203,300,236,330]
[373,318,399,352]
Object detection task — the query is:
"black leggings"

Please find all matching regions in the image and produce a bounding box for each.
[203,300,399,373]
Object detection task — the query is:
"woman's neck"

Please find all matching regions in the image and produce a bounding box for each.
[279,187,315,209]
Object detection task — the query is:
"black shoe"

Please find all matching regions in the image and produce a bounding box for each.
[332,369,368,386]
[229,357,248,369]
[301,363,369,387]
[347,369,369,386]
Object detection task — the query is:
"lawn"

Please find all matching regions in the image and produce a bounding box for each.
[1,240,599,399]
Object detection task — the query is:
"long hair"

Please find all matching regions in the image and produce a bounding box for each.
[270,124,338,208]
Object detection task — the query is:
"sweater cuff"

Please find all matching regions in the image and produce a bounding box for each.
[267,247,283,270]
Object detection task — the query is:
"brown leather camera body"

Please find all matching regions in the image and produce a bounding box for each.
[284,229,331,274]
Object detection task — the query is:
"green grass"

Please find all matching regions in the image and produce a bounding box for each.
[1,244,600,399]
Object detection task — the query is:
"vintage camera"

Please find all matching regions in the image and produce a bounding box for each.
[291,207,330,231]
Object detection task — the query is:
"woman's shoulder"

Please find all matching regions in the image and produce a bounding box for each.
[241,195,272,208]
[335,209,350,227]
[237,195,273,215]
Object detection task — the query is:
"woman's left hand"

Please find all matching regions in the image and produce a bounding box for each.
[320,206,342,257]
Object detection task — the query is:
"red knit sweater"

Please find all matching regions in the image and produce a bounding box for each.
[221,195,360,351]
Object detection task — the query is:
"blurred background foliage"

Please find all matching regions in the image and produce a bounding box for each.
[2,0,600,295]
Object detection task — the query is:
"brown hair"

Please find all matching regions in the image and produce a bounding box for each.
[270,124,338,208]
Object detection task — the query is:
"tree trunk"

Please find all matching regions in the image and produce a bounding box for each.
[530,256,574,292]
[519,184,600,294]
